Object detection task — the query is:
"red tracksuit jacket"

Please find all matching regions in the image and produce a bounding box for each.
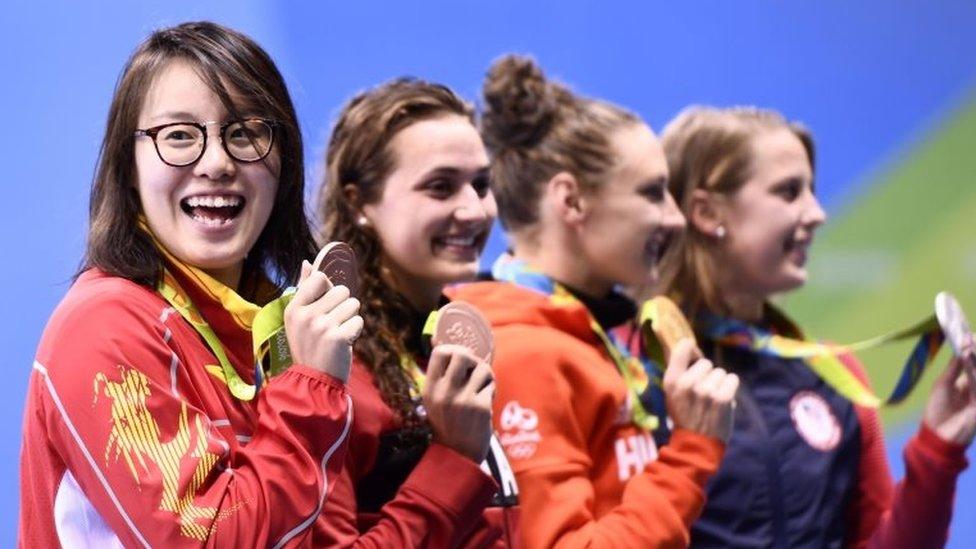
[19,267,352,547]
[314,331,521,547]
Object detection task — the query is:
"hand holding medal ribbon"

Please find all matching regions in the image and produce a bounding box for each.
[400,302,518,504]
[640,292,975,409]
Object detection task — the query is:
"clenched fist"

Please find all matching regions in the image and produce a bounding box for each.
[663,338,739,442]
[423,344,495,463]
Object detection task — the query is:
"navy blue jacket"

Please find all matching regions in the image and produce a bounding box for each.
[690,337,861,548]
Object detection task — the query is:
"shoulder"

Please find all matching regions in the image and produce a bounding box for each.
[35,270,172,376]
[493,325,616,391]
[494,322,596,358]
[46,270,166,331]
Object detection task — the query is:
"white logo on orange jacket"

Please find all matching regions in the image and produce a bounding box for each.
[499,401,542,459]
[615,433,658,481]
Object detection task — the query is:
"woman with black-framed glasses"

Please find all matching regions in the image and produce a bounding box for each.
[134,118,276,167]
[20,21,362,547]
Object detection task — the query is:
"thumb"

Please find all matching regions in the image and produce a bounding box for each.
[299,260,312,283]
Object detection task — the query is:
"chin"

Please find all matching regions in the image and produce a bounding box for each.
[772,273,807,295]
[434,261,479,285]
[451,265,480,283]
[179,247,245,273]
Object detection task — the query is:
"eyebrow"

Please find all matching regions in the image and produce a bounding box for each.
[420,165,490,180]
[148,111,201,123]
[147,109,263,124]
[638,175,668,188]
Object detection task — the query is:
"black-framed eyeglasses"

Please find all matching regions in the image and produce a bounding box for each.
[134,118,276,167]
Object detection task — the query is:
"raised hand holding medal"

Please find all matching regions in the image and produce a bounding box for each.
[282,242,364,382]
[640,296,740,443]
[422,301,496,463]
[927,292,976,445]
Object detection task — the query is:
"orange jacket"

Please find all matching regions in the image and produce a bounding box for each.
[451,281,725,548]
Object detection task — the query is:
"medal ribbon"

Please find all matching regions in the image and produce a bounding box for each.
[398,311,440,402]
[141,220,296,400]
[492,255,660,430]
[698,309,944,407]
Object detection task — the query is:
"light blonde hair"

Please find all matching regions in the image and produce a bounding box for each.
[660,106,815,318]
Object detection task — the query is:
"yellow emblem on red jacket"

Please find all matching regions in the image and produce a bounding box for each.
[94,366,223,540]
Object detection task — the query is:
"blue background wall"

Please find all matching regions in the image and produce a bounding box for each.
[3,0,975,544]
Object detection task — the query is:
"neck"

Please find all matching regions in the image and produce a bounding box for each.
[382,263,442,314]
[715,276,765,324]
[202,263,243,292]
[512,237,612,299]
[726,294,765,324]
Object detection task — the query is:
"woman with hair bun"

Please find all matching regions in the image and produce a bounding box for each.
[660,106,975,548]
[19,22,360,547]
[315,78,520,547]
[450,55,738,547]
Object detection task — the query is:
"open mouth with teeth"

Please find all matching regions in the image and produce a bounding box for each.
[180,194,246,227]
[645,231,675,266]
[783,233,812,263]
[432,230,489,258]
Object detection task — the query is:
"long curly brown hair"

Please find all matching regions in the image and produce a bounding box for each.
[317,78,475,432]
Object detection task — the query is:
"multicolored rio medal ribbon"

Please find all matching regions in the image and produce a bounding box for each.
[147,222,357,401]
[492,255,661,431]
[155,258,288,401]
[674,297,964,408]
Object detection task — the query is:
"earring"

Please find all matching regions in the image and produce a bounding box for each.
[357,215,369,227]
[715,225,726,239]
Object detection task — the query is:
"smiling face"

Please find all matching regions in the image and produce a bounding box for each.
[361,114,496,307]
[715,127,826,300]
[134,60,279,287]
[579,122,686,290]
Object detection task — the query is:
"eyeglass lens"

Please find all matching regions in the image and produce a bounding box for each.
[155,120,273,166]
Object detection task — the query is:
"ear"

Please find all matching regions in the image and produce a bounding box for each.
[342,184,361,209]
[545,171,588,226]
[343,184,370,224]
[688,188,724,236]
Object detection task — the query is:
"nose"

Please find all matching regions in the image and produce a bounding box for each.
[193,127,236,181]
[453,183,494,224]
[802,191,827,229]
[662,190,687,231]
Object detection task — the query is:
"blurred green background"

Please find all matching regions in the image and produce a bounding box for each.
[786,95,976,428]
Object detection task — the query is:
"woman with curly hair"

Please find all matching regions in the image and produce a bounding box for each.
[315,78,519,547]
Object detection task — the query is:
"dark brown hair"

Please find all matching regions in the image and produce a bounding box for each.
[85,21,316,297]
[318,78,474,430]
[660,106,815,318]
[480,55,639,236]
